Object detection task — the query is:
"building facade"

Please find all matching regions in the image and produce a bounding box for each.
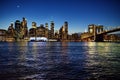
[45,23,49,38]
[0,29,6,41]
[59,22,68,41]
[21,17,28,38]
[29,23,49,38]
[29,22,37,37]
[54,30,59,39]
[36,24,46,37]
[7,23,15,38]
[32,22,37,28]
[49,21,54,39]
[15,20,21,34]
[6,23,15,41]
[0,17,72,42]
[14,17,28,41]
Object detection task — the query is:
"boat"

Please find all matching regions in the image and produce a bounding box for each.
[29,37,48,42]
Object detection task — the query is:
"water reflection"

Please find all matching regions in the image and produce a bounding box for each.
[0,42,120,80]
[60,42,69,64]
[84,42,120,79]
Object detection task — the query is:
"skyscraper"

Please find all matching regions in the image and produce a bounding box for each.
[50,21,54,39]
[29,22,37,37]
[14,17,28,40]
[15,20,21,33]
[7,23,15,38]
[59,22,68,41]
[21,17,28,37]
[54,30,59,39]
[45,23,49,38]
[64,21,68,40]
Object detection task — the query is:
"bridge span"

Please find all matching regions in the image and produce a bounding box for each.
[81,24,120,42]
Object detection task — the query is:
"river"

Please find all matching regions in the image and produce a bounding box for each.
[0,42,120,80]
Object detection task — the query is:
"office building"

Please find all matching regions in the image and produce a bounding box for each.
[59,22,68,40]
[49,21,54,39]
[21,17,28,37]
[0,29,6,41]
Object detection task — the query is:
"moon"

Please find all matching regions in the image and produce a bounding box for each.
[17,5,20,8]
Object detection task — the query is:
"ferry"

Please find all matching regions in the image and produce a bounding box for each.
[29,37,48,42]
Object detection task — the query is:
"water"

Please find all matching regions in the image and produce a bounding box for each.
[0,42,120,80]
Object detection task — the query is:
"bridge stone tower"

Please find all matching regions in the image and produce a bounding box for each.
[88,24,96,34]
[88,24,104,41]
[96,25,103,34]
[88,24,103,34]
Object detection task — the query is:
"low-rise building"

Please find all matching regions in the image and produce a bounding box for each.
[0,29,6,41]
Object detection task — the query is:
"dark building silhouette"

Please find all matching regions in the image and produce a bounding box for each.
[72,33,79,40]
[104,34,120,41]
[45,23,49,38]
[29,28,36,37]
[59,21,68,41]
[68,34,72,41]
[59,26,63,40]
[15,20,21,33]
[49,21,54,39]
[54,30,59,39]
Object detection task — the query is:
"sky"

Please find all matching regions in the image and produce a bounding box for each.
[0,0,120,34]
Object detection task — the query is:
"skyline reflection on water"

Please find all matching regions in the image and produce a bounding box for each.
[0,42,120,80]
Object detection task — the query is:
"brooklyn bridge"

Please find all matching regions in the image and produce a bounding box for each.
[81,24,120,42]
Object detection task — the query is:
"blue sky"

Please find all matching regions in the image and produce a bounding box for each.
[0,0,120,34]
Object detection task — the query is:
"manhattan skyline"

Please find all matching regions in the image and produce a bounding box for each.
[0,0,120,34]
